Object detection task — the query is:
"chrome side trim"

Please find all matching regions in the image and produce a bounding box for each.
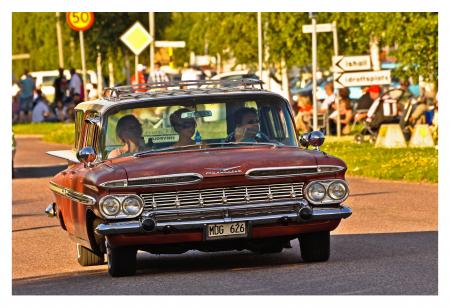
[245,165,345,179]
[95,205,352,235]
[99,179,128,188]
[127,173,203,187]
[100,173,203,189]
[49,181,96,205]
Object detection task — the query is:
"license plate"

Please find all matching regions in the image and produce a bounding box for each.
[206,222,247,240]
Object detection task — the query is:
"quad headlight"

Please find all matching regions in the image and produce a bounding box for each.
[305,180,349,205]
[122,196,143,215]
[328,181,348,200]
[99,194,144,219]
[307,182,326,202]
[100,196,121,216]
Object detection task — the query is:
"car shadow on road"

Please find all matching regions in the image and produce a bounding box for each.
[13,165,67,179]
[12,225,60,233]
[12,231,437,295]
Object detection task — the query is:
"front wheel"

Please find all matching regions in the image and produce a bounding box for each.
[77,244,105,266]
[299,231,330,262]
[106,243,137,277]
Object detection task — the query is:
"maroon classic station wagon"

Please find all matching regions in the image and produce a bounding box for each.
[46,79,351,277]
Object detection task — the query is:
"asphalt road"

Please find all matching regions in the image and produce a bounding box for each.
[11,137,438,295]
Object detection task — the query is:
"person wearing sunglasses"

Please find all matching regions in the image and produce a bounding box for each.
[170,108,197,147]
[224,107,261,143]
[108,114,146,159]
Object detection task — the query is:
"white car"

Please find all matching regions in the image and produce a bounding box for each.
[211,70,259,81]
[30,70,97,102]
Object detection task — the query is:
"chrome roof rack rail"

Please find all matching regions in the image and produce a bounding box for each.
[102,78,264,101]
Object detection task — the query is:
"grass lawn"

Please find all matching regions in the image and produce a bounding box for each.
[12,124,438,183]
[322,136,438,183]
[13,122,75,146]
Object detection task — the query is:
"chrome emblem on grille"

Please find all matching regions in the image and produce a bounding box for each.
[204,166,243,175]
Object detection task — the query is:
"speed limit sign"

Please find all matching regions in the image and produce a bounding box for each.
[66,12,95,31]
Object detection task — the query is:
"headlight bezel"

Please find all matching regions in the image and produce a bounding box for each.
[122,195,144,216]
[304,179,349,205]
[306,182,327,202]
[99,194,144,219]
[99,196,121,217]
[328,181,348,200]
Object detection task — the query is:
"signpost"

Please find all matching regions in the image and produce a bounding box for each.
[332,55,371,72]
[302,23,334,33]
[303,20,339,132]
[333,54,392,137]
[66,12,95,100]
[120,22,153,84]
[333,70,391,88]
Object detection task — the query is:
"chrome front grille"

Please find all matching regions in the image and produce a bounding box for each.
[141,182,304,211]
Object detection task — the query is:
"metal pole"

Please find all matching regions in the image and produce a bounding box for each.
[333,21,341,137]
[135,55,139,85]
[79,30,88,101]
[311,15,318,131]
[56,12,64,68]
[149,12,155,74]
[257,12,263,80]
[96,46,103,97]
[332,21,339,55]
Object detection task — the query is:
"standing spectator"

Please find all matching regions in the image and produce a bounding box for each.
[69,68,83,101]
[319,82,335,113]
[18,69,35,123]
[294,95,313,133]
[181,63,202,89]
[53,68,67,104]
[329,88,353,135]
[32,90,53,122]
[131,64,147,85]
[149,62,169,83]
[181,63,201,81]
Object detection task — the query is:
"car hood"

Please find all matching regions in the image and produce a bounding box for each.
[106,145,343,180]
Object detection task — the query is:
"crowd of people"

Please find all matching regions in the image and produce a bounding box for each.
[12,68,85,124]
[292,80,438,138]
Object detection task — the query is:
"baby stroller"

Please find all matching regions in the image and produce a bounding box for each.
[354,88,405,144]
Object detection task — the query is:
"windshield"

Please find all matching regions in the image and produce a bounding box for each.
[103,96,297,159]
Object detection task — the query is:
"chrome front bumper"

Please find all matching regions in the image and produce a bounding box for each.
[95,201,352,236]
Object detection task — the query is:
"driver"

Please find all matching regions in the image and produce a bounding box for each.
[226,107,260,142]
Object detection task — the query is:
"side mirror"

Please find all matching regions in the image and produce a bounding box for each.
[308,130,325,150]
[299,132,310,148]
[77,147,97,167]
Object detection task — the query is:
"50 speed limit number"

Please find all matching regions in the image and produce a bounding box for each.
[66,12,95,31]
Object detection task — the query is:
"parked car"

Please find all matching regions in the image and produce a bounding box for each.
[30,69,98,102]
[211,70,259,81]
[46,79,351,277]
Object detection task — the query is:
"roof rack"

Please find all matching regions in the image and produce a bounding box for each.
[102,78,264,101]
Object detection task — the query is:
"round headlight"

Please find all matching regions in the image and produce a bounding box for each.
[100,196,121,216]
[328,181,348,200]
[307,182,326,202]
[122,196,143,216]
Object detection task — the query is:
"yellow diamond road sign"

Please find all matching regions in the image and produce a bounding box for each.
[120,22,153,55]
